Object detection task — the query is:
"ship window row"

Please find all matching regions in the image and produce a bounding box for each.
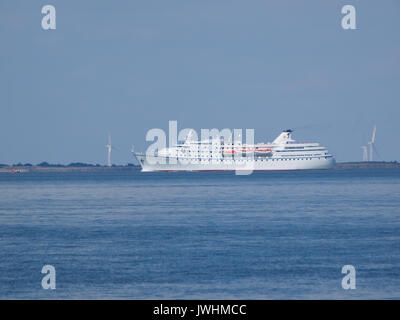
[276,149,325,152]
[166,156,331,162]
[280,154,326,157]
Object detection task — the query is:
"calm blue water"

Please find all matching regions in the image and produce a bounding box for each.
[0,168,399,299]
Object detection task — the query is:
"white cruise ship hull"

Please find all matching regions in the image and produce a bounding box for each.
[134,154,335,172]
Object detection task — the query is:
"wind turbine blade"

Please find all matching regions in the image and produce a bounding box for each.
[371,125,376,143]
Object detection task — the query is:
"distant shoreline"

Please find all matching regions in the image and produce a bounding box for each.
[0,161,399,172]
[333,161,400,169]
[0,163,140,172]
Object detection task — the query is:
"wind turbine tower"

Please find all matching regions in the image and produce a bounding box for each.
[368,125,376,161]
[106,133,112,167]
[360,146,368,161]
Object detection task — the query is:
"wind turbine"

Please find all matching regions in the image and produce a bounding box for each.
[360,146,368,161]
[368,125,376,161]
[106,133,112,167]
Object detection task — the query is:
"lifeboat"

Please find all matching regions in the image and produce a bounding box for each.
[255,148,272,152]
[223,149,235,154]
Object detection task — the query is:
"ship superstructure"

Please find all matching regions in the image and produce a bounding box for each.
[134,129,335,171]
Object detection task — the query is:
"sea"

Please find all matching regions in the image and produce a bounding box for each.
[0,168,399,299]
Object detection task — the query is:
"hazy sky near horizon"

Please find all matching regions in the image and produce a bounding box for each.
[1,0,399,164]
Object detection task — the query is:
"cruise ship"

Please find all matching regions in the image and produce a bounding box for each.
[134,129,335,172]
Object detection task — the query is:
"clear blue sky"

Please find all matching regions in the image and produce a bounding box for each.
[1,0,399,164]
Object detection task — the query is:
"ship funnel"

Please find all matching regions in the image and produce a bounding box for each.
[272,130,294,144]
